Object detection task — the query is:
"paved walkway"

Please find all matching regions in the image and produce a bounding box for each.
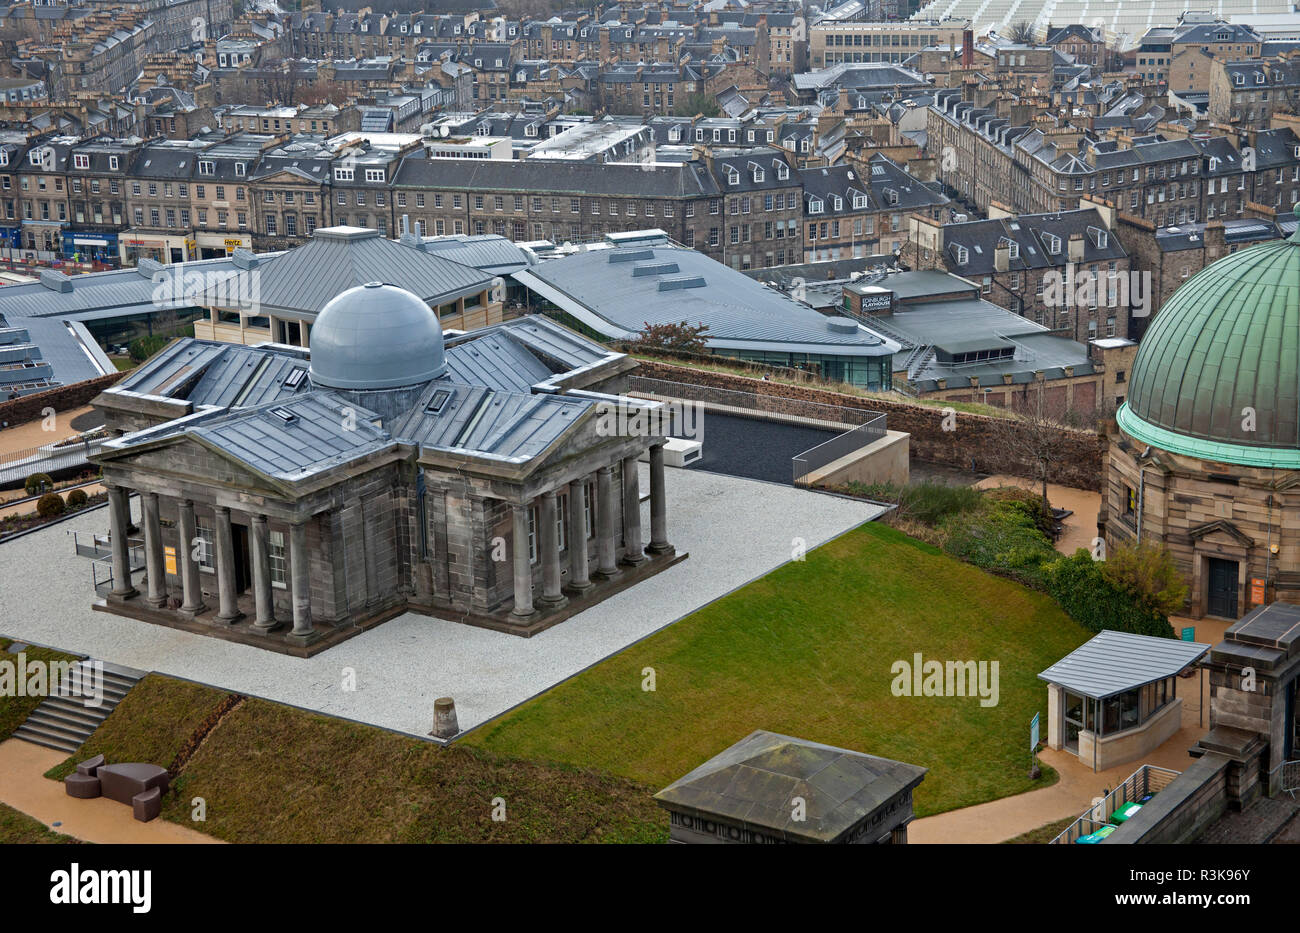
[911,615,1231,844]
[0,739,221,844]
[0,406,95,453]
[0,467,884,737]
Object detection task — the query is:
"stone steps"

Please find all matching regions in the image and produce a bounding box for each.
[12,661,145,755]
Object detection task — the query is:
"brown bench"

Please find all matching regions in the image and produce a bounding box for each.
[64,757,170,822]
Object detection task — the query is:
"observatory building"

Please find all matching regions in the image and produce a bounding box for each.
[87,281,680,651]
[1103,207,1300,620]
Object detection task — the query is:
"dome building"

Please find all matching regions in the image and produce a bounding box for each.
[1103,208,1300,620]
[87,281,681,652]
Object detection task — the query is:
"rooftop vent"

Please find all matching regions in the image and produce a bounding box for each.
[657,274,706,291]
[283,367,306,389]
[39,269,72,293]
[136,258,164,279]
[425,388,452,414]
[826,317,860,334]
[231,248,259,270]
[608,248,655,263]
[631,261,679,277]
[268,406,297,424]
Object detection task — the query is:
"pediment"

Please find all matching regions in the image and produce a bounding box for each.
[97,435,288,498]
[1188,519,1254,548]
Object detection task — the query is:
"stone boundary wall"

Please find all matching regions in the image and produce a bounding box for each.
[634,360,1107,490]
[0,372,127,429]
[1104,754,1231,844]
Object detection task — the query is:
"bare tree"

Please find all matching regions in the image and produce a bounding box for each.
[995,377,1074,516]
[1008,21,1037,44]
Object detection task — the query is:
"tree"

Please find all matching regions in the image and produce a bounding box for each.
[673,92,721,118]
[1099,542,1189,616]
[637,321,710,355]
[1009,20,1037,44]
[994,378,1073,517]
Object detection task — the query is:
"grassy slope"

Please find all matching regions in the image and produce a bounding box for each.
[44,675,235,781]
[0,638,79,742]
[36,677,665,843]
[1002,816,1075,844]
[468,522,1089,817]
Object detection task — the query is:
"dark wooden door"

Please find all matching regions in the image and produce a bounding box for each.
[1207,558,1239,619]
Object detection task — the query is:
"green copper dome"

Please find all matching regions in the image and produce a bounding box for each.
[1118,214,1300,468]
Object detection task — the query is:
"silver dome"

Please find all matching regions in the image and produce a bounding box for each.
[308,282,447,391]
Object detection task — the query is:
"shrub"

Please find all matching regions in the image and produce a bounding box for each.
[36,493,65,518]
[1046,551,1175,638]
[852,481,985,526]
[942,499,1057,587]
[983,485,1056,539]
[66,488,88,509]
[24,473,52,496]
[1099,542,1189,616]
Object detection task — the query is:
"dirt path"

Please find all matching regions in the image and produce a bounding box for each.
[0,738,223,844]
[0,406,97,454]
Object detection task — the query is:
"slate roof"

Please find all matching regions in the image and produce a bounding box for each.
[653,730,927,844]
[939,208,1126,274]
[392,153,722,198]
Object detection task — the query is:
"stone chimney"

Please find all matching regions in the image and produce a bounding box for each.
[1067,232,1085,263]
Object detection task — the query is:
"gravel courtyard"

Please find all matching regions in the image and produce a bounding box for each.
[0,465,884,737]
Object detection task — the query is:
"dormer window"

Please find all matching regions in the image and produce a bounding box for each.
[1209,156,1220,171]
[198,160,214,175]
[364,168,385,183]
[954,244,969,265]
[1256,73,1265,84]
[28,148,44,166]
[108,155,119,171]
[726,167,739,185]
[334,166,354,181]
[235,162,246,177]
[775,161,789,181]
[1007,241,1019,259]
[809,197,823,214]
[1234,73,1245,86]
[852,193,867,209]
[73,154,89,170]
[832,195,843,211]
[0,152,8,167]
[1044,232,1062,255]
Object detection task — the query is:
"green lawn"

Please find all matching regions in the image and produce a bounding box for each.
[467,522,1089,817]
[1003,816,1074,844]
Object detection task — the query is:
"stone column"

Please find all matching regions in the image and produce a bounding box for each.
[250,515,277,631]
[510,503,535,618]
[287,520,316,643]
[566,477,593,594]
[595,466,620,580]
[621,455,645,566]
[647,443,672,555]
[212,505,242,624]
[107,485,137,599]
[142,491,167,606]
[537,491,567,610]
[176,499,204,615]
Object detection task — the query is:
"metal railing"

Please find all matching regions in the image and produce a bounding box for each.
[0,434,105,486]
[1270,759,1300,798]
[72,530,145,571]
[792,414,888,485]
[1048,764,1182,844]
[627,375,880,430]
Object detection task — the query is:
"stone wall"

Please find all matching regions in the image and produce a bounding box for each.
[635,360,1107,490]
[1105,754,1232,844]
[0,371,126,429]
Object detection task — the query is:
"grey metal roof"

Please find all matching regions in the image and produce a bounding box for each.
[415,233,533,275]
[191,392,394,482]
[1038,630,1210,699]
[200,226,493,317]
[513,244,893,358]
